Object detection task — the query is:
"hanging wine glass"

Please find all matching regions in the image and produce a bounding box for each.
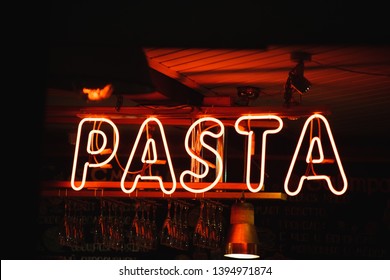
[193,200,207,248]
[160,200,173,247]
[180,202,191,251]
[128,201,140,252]
[58,198,70,246]
[150,204,159,250]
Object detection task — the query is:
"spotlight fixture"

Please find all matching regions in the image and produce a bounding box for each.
[236,86,260,106]
[289,61,311,95]
[237,86,260,99]
[224,199,260,259]
[284,52,312,106]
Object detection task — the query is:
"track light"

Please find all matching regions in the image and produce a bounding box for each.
[224,199,260,259]
[236,86,260,106]
[237,86,260,99]
[284,52,312,106]
[289,61,311,94]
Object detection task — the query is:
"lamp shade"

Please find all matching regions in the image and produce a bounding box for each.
[224,201,260,259]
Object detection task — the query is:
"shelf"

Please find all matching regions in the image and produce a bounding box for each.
[44,105,330,125]
[40,181,287,200]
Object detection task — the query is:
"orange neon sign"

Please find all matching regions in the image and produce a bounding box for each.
[284,114,348,196]
[120,117,177,195]
[71,117,119,191]
[180,117,224,193]
[70,114,348,196]
[235,115,284,193]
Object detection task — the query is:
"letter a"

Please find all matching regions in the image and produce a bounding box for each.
[121,117,177,195]
[284,114,348,196]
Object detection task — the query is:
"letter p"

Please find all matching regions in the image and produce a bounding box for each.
[71,117,119,191]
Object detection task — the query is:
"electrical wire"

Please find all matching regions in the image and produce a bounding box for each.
[311,60,390,78]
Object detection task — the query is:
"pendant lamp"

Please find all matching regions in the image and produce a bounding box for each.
[224,199,260,259]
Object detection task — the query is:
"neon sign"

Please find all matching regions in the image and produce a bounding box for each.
[71,114,348,196]
[71,117,120,191]
[284,114,348,196]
